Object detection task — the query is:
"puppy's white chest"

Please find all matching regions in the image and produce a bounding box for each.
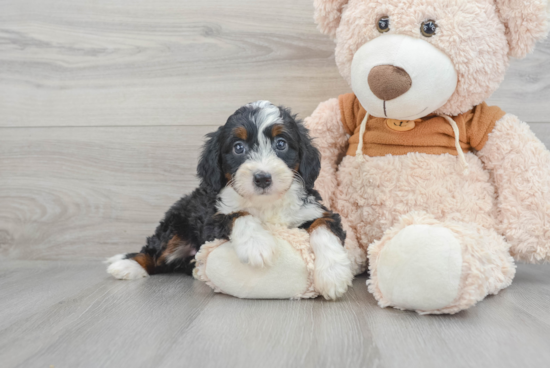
[217,186,323,228]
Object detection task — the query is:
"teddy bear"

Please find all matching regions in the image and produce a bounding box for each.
[306,0,550,313]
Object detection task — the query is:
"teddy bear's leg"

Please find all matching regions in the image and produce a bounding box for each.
[340,217,368,275]
[367,212,516,314]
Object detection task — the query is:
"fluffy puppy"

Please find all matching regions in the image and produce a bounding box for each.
[106,101,353,299]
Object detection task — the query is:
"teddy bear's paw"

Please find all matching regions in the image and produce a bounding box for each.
[374,224,463,312]
[231,216,276,268]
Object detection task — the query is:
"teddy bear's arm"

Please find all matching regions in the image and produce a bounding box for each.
[477,113,550,263]
[304,98,349,209]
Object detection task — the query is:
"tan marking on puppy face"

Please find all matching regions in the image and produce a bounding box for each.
[234,126,248,140]
[225,173,233,182]
[271,124,284,137]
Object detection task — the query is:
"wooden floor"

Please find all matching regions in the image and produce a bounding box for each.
[0,261,549,368]
[1,0,550,367]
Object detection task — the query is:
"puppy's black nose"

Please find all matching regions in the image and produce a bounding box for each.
[253,172,272,189]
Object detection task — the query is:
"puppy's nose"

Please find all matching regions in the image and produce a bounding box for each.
[368,65,412,101]
[253,172,272,189]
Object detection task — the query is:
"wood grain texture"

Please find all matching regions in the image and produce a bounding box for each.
[0,125,210,260]
[1,261,549,368]
[0,0,549,128]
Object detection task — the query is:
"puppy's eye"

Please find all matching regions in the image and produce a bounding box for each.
[377,16,390,33]
[421,20,437,37]
[233,142,245,155]
[275,138,287,151]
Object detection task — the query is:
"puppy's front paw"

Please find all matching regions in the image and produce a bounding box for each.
[314,262,353,300]
[310,227,354,300]
[231,216,276,268]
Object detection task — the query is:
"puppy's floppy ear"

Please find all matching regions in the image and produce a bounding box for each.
[495,0,549,58]
[297,121,321,190]
[197,127,226,192]
[314,0,351,39]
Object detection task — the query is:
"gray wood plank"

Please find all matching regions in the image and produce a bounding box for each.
[0,260,549,368]
[0,0,548,128]
[0,0,345,128]
[0,125,212,260]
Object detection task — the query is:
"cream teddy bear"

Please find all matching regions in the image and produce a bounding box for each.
[307,0,550,313]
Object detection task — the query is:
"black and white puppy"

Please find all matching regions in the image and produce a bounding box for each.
[106,101,353,299]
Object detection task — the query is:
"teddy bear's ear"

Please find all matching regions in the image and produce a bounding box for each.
[314,0,350,39]
[495,0,549,58]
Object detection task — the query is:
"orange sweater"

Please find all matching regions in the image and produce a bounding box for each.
[339,93,506,157]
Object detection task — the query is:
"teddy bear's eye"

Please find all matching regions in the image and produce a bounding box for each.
[377,16,390,33]
[421,20,438,37]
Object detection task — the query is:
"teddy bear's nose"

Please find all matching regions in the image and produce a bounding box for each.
[368,65,412,101]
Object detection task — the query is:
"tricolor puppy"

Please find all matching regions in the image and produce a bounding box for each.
[106,101,353,299]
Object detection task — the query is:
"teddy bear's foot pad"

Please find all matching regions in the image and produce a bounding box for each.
[376,224,463,311]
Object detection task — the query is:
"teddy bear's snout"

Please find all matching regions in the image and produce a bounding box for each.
[368,65,412,101]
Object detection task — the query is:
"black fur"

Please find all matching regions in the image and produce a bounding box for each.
[299,208,347,244]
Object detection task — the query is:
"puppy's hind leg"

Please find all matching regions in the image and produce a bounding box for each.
[106,253,151,280]
[106,235,198,280]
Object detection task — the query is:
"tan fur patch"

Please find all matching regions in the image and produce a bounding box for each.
[133,253,155,274]
[157,235,183,264]
[232,211,250,225]
[271,124,284,137]
[234,126,248,140]
[307,212,333,233]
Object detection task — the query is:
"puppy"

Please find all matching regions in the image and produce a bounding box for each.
[106,101,353,299]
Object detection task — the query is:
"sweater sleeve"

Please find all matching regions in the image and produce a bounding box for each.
[467,102,506,151]
[338,93,360,136]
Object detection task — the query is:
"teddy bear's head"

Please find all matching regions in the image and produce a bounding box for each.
[314,0,549,119]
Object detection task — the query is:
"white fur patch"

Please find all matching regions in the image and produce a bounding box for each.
[218,182,324,228]
[309,227,353,300]
[376,224,462,311]
[248,100,281,136]
[351,34,457,120]
[231,215,277,267]
[107,259,149,280]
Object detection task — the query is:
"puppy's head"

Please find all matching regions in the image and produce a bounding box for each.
[197,101,320,198]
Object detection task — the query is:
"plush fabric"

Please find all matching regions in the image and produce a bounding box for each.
[316,0,549,115]
[350,33,458,120]
[478,114,550,263]
[194,224,318,299]
[339,93,506,157]
[368,212,515,315]
[304,98,350,210]
[309,0,549,313]
[367,65,412,101]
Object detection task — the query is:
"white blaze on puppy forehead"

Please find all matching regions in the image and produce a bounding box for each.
[247,100,283,147]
